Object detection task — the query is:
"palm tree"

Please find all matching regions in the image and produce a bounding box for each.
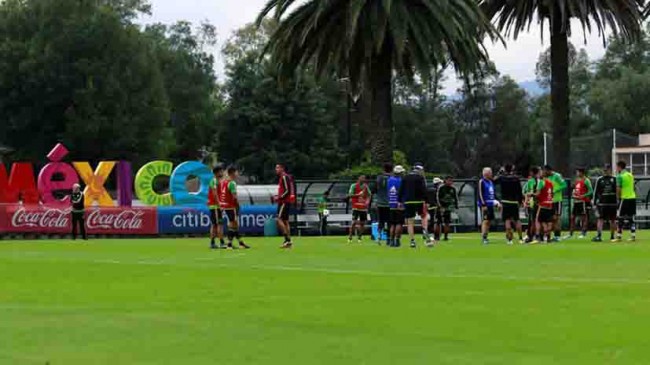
[257,0,498,164]
[481,0,645,174]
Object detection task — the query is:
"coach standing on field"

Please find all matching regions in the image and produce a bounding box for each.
[71,183,87,240]
[400,163,428,248]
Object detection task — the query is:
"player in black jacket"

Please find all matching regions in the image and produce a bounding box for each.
[496,164,524,245]
[436,176,459,241]
[426,178,443,244]
[592,165,618,242]
[399,163,428,248]
[71,184,87,240]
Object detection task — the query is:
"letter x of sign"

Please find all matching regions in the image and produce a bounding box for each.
[73,162,117,207]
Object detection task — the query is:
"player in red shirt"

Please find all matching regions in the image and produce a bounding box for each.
[219,166,250,249]
[208,165,225,249]
[274,164,295,249]
[534,168,555,244]
[348,175,372,243]
[568,167,593,239]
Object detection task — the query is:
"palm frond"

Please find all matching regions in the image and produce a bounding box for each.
[259,0,500,91]
[480,0,645,45]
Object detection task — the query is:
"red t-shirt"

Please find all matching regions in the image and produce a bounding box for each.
[538,179,554,209]
[277,173,295,204]
[219,179,237,210]
[573,178,591,203]
[207,178,219,208]
[350,182,370,210]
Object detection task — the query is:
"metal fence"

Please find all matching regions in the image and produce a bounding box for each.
[293,177,650,235]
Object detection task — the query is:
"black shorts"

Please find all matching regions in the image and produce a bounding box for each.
[209,208,223,225]
[224,209,238,223]
[537,207,554,223]
[352,209,368,222]
[527,207,537,220]
[390,209,405,225]
[598,205,617,221]
[436,208,452,225]
[502,203,520,221]
[377,206,391,226]
[553,202,562,216]
[572,202,590,216]
[427,208,437,221]
[405,202,425,219]
[618,199,636,218]
[277,203,290,221]
[481,206,495,221]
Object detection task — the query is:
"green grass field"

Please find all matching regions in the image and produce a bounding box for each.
[2,232,650,364]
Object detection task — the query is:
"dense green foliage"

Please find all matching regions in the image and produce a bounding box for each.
[218,22,345,182]
[0,0,217,166]
[480,0,646,175]
[2,0,650,181]
[257,0,498,164]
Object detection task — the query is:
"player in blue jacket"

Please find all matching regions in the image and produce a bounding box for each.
[478,167,500,245]
[387,165,406,247]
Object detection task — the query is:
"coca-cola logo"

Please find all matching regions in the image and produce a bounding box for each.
[11,206,70,228]
[87,209,144,230]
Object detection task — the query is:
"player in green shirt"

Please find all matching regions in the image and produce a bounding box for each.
[544,165,567,241]
[523,166,540,243]
[615,161,637,242]
[317,191,329,236]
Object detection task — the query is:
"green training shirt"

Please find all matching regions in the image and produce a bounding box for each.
[549,172,567,203]
[317,196,328,213]
[523,178,538,208]
[617,170,636,200]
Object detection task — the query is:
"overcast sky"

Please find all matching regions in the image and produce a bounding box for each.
[139,0,611,93]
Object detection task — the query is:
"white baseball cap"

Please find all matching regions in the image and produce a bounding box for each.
[433,177,443,184]
[393,165,405,174]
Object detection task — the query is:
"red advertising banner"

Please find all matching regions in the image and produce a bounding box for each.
[0,204,157,235]
[85,207,157,235]
[0,204,71,233]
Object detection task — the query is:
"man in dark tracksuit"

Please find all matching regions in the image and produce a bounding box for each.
[71,184,87,240]
[496,164,524,245]
[437,176,459,241]
[399,163,428,248]
[426,178,443,244]
[374,163,393,245]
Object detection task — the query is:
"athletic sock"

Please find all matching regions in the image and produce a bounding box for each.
[284,234,291,243]
[220,238,225,245]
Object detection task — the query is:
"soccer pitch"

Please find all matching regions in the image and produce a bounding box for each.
[2,233,650,364]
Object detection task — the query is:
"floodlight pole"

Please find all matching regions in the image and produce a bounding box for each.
[544,132,548,166]
[612,128,617,171]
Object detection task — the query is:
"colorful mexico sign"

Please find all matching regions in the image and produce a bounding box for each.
[0,144,277,235]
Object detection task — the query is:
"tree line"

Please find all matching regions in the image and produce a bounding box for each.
[1,0,649,182]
